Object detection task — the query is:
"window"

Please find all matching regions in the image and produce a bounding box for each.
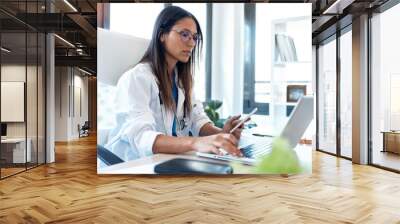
[110,3,164,39]
[339,28,352,158]
[371,3,400,171]
[317,36,337,155]
[0,1,46,179]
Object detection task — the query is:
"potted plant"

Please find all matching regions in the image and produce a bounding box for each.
[203,100,225,128]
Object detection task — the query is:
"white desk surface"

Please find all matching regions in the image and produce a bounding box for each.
[1,138,26,144]
[99,144,312,175]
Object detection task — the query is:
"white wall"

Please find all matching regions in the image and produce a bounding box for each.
[55,66,68,141]
[1,65,39,137]
[72,74,89,138]
[1,65,27,142]
[1,64,46,163]
[1,65,26,136]
[55,67,89,141]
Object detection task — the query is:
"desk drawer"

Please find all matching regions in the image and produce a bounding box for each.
[384,133,400,154]
[0,140,31,163]
[0,146,14,163]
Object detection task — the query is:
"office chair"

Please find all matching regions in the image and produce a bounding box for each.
[97,145,124,166]
[79,121,90,138]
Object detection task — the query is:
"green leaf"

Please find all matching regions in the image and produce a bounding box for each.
[203,99,223,125]
[231,137,305,174]
[208,100,222,110]
[255,137,303,174]
[214,100,222,110]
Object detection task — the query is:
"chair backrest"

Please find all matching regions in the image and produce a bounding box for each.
[97,29,150,147]
[97,144,124,166]
[97,28,150,86]
[82,121,90,129]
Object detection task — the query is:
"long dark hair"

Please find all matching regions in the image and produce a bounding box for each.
[139,6,203,115]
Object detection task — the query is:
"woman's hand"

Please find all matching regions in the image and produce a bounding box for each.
[222,115,249,140]
[191,133,243,157]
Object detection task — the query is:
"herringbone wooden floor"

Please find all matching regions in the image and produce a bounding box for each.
[1,135,400,223]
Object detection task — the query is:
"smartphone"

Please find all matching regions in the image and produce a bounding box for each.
[229,107,258,134]
[154,158,233,174]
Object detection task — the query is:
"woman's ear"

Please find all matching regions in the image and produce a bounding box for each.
[160,33,166,43]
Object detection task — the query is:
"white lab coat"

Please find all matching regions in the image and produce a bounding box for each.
[105,62,211,161]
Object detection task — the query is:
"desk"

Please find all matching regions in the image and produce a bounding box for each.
[381,131,400,154]
[98,118,313,174]
[99,144,312,174]
[1,138,31,163]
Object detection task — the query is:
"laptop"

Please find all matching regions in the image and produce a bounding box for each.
[196,96,314,165]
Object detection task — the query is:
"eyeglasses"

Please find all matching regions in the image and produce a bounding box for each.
[171,29,200,43]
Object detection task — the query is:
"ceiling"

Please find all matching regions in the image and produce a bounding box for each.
[0,0,394,75]
[310,0,390,43]
[0,0,97,74]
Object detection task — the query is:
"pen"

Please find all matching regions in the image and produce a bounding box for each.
[252,133,274,137]
[229,108,258,134]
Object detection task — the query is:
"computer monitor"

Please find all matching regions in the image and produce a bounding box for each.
[1,123,7,137]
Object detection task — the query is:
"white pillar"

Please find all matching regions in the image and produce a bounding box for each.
[211,4,244,118]
[46,33,55,163]
[352,14,369,164]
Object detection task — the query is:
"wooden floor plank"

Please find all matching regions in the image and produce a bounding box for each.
[0,135,400,223]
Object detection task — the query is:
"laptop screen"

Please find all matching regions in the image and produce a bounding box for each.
[280,96,314,148]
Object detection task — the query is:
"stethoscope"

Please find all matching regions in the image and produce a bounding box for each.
[159,92,189,133]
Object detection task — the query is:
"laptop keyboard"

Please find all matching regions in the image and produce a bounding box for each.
[240,140,272,159]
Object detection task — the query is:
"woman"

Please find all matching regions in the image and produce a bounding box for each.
[106,6,245,161]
